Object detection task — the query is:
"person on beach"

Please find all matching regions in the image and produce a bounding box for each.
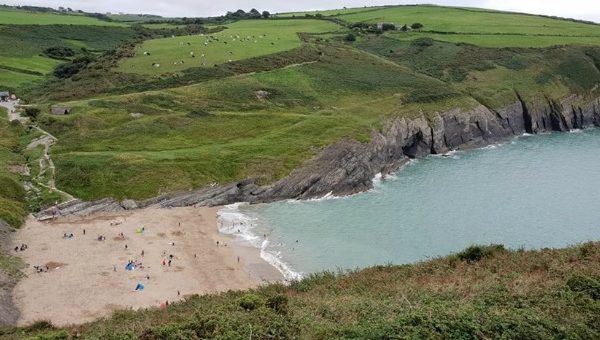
[216,241,220,247]
[125,244,128,250]
[141,250,145,257]
[168,259,172,267]
[162,259,166,266]
[83,229,86,235]
[113,265,116,272]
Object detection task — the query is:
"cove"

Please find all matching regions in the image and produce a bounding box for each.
[232,130,600,279]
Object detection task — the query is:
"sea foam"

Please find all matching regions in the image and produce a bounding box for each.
[217,203,303,282]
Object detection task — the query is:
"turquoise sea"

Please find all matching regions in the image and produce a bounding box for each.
[218,129,600,280]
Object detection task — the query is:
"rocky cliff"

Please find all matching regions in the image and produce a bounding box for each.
[36,94,600,218]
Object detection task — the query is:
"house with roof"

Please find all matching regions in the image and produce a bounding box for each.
[0,91,9,102]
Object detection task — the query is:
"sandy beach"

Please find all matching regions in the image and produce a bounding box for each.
[11,206,281,326]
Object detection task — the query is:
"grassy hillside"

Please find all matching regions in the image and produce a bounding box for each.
[37,39,600,200]
[283,5,600,48]
[0,7,126,26]
[118,19,341,75]
[2,243,600,338]
[44,44,460,200]
[0,114,26,228]
[0,24,139,90]
[3,5,600,202]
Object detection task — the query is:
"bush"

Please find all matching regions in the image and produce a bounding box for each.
[266,294,289,314]
[238,293,263,311]
[42,46,76,59]
[567,275,600,300]
[24,107,40,120]
[411,23,424,30]
[457,244,505,264]
[53,55,95,79]
[345,33,357,42]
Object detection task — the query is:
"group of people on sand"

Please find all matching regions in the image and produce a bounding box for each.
[33,265,49,273]
[62,233,74,239]
[14,243,28,252]
[161,251,177,267]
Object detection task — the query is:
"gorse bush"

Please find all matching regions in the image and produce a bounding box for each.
[567,274,600,300]
[238,293,263,311]
[42,46,76,60]
[457,244,505,263]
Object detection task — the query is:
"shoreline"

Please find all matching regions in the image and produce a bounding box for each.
[10,206,281,327]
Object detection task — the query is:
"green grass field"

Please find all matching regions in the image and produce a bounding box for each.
[0,24,138,90]
[0,7,127,26]
[284,5,600,48]
[277,6,382,18]
[389,32,600,48]
[4,243,600,338]
[337,5,600,35]
[0,68,40,88]
[118,19,341,75]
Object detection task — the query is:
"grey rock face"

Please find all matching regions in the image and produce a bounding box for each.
[37,94,600,218]
[120,199,138,210]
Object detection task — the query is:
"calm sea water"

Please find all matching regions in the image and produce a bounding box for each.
[219,129,600,280]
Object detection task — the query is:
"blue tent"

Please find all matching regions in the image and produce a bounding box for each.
[135,283,145,291]
[125,262,136,271]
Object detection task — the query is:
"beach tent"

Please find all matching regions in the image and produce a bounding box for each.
[135,283,145,291]
[125,262,136,271]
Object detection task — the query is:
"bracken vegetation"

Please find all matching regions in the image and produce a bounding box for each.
[1,243,599,338]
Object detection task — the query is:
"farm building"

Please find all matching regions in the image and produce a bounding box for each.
[0,91,9,102]
[50,106,72,115]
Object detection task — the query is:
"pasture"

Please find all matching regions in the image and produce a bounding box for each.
[389,32,600,48]
[336,5,600,36]
[0,24,137,89]
[0,7,127,26]
[117,19,341,75]
[0,68,41,88]
[284,5,600,48]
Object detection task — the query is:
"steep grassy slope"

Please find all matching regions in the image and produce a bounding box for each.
[2,243,600,338]
[42,45,460,200]
[38,40,600,201]
[0,114,26,228]
[118,19,341,75]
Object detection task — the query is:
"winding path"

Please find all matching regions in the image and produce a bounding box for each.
[1,100,75,202]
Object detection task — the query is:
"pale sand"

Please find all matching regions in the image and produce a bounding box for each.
[11,207,282,326]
